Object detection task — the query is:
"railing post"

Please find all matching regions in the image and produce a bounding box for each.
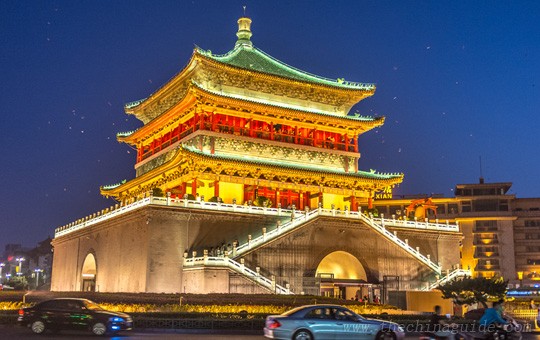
[256,266,260,282]
[331,204,336,216]
[277,203,282,216]
[416,246,420,253]
[271,275,276,292]
[392,214,396,223]
[248,235,252,249]
[232,241,237,257]
[414,217,418,227]
[240,258,245,273]
[183,251,188,266]
[286,283,290,294]
[166,191,171,205]
[184,194,189,208]
[345,206,349,217]
[262,228,267,241]
[277,220,282,233]
[318,202,322,214]
[381,213,385,228]
[203,249,208,265]
[192,250,197,263]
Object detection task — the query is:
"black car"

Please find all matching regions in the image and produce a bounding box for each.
[18,298,133,335]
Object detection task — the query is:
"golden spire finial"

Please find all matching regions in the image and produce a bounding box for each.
[235,10,252,48]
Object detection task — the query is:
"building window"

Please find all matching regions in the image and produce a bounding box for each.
[461,201,471,213]
[475,220,497,232]
[525,233,540,240]
[525,220,540,227]
[448,204,458,214]
[527,259,540,265]
[473,200,499,212]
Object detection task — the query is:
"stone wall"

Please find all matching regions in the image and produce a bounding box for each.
[52,205,461,294]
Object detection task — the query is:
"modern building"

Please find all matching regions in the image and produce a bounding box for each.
[368,179,540,288]
[50,16,465,298]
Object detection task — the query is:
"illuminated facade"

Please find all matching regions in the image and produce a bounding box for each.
[369,179,540,288]
[51,17,462,298]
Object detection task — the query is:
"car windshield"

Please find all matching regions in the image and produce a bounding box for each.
[282,306,306,316]
[83,300,103,311]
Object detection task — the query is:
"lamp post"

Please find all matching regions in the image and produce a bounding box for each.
[0,263,4,284]
[517,271,524,288]
[34,269,43,289]
[16,257,25,274]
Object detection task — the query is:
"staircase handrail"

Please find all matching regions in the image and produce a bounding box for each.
[184,256,291,294]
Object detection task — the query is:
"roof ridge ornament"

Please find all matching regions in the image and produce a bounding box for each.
[235,15,253,48]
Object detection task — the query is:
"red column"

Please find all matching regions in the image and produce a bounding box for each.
[354,137,358,152]
[214,181,219,198]
[211,112,216,131]
[181,182,187,197]
[191,179,197,196]
[199,113,205,130]
[351,196,356,211]
[299,191,304,210]
[287,190,292,207]
[275,188,280,207]
[318,191,323,207]
[270,123,274,140]
[345,134,349,151]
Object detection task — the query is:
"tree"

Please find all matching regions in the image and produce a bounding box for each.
[438,276,508,308]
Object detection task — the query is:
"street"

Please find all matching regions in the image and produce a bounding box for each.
[4,325,540,340]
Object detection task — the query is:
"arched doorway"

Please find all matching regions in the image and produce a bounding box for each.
[81,253,97,292]
[316,251,371,300]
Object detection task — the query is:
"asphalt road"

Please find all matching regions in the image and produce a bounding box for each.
[4,326,540,339]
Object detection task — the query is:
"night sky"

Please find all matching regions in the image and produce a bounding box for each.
[1,1,539,252]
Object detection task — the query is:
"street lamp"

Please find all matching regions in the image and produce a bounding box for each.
[16,257,25,274]
[34,269,43,289]
[0,263,4,284]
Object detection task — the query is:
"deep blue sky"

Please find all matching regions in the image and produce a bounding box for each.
[1,1,539,252]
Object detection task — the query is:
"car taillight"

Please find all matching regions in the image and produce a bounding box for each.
[267,318,281,329]
[18,309,25,316]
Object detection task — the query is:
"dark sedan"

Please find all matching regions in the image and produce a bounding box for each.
[18,298,133,335]
[264,304,405,340]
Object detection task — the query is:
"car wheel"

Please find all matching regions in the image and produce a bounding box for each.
[91,322,107,336]
[293,329,313,340]
[31,320,46,334]
[376,330,397,340]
